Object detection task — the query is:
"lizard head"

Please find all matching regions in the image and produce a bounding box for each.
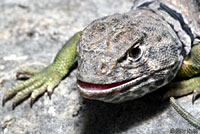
[77,10,183,103]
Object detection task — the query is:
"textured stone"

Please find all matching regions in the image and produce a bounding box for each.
[0,0,199,134]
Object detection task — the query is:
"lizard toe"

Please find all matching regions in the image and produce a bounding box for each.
[30,83,48,107]
[47,79,60,99]
[2,76,39,106]
[12,79,45,109]
[16,68,40,79]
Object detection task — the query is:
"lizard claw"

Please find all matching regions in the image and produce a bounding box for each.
[12,102,17,110]
[47,86,53,100]
[46,81,59,100]
[29,83,48,107]
[2,96,7,107]
[47,91,52,100]
[30,98,34,108]
[192,89,200,104]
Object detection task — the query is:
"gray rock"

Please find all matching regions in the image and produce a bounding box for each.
[0,0,199,134]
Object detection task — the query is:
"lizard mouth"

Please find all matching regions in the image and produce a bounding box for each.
[77,76,143,100]
[77,79,132,91]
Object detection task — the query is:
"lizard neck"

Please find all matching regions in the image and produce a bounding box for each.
[131,0,198,56]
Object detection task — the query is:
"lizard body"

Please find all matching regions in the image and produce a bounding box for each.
[3,0,200,129]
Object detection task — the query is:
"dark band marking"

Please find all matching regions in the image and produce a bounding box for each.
[196,0,200,9]
[137,1,154,8]
[158,3,194,43]
[136,2,189,56]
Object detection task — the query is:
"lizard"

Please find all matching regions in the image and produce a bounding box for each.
[2,0,200,129]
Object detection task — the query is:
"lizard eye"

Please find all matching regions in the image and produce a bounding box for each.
[129,46,142,60]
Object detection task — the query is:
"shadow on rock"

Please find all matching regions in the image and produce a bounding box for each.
[81,89,169,134]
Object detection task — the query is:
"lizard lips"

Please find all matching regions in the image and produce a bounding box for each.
[77,79,132,91]
[77,74,147,101]
[77,79,136,99]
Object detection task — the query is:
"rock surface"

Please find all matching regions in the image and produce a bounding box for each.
[0,0,199,134]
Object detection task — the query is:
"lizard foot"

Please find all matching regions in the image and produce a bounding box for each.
[3,66,62,109]
[164,43,200,100]
[2,31,81,109]
[163,76,200,101]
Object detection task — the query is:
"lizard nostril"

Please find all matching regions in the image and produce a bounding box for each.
[100,64,107,74]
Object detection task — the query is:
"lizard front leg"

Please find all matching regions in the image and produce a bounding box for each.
[164,43,200,100]
[2,31,82,109]
[164,43,200,129]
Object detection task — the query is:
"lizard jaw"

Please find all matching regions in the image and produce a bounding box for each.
[77,75,147,101]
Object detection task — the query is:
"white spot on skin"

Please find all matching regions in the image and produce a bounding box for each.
[3,54,28,61]
[101,67,107,74]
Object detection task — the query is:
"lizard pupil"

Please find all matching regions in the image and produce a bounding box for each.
[129,46,141,59]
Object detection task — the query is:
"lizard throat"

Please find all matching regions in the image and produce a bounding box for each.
[77,79,132,91]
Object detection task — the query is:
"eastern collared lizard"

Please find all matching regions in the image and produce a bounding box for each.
[2,0,200,129]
